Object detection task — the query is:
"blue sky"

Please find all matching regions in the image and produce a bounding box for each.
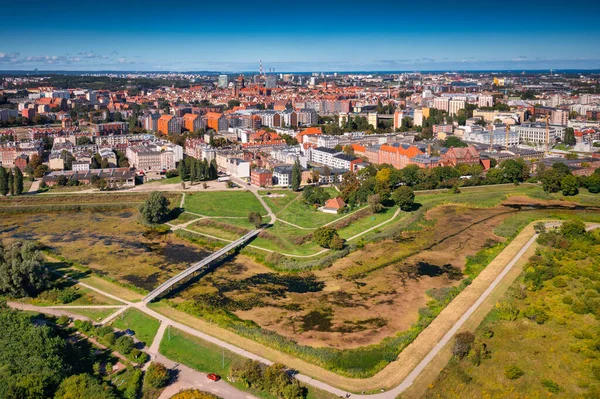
[1,0,600,72]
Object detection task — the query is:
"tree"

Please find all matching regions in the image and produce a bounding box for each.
[75,136,93,146]
[291,160,301,191]
[561,174,579,196]
[452,331,475,359]
[248,211,263,228]
[539,168,563,193]
[313,227,341,249]
[367,194,383,213]
[0,240,49,297]
[585,173,600,193]
[13,167,23,195]
[0,167,8,196]
[34,164,49,178]
[560,220,587,239]
[534,222,546,234]
[8,169,14,195]
[29,154,42,169]
[563,127,576,145]
[144,362,170,389]
[0,306,68,398]
[54,374,117,399]
[209,159,218,180]
[114,335,134,355]
[139,192,170,224]
[392,186,415,211]
[302,185,330,205]
[61,150,75,171]
[443,136,468,148]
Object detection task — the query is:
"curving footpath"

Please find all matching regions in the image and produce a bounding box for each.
[20,213,596,399]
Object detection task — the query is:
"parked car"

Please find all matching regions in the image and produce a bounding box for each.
[207,373,221,382]
[125,329,135,336]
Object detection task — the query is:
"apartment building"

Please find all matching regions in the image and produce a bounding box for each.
[512,122,565,144]
[183,113,205,132]
[158,115,182,135]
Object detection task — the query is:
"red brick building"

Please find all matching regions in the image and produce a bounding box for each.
[251,168,272,187]
[441,145,480,166]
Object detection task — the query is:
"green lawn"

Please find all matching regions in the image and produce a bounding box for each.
[251,222,322,255]
[184,191,266,217]
[111,308,161,346]
[259,190,300,215]
[276,199,342,228]
[157,176,182,184]
[159,327,337,399]
[337,207,398,240]
[68,307,120,322]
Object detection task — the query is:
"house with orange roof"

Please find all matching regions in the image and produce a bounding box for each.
[295,127,322,143]
[321,197,346,214]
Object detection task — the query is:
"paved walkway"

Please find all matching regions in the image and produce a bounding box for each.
[28,179,40,193]
[28,218,593,398]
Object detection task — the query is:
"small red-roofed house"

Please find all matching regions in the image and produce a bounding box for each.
[321,197,346,214]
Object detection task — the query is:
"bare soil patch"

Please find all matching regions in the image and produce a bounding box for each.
[176,204,522,349]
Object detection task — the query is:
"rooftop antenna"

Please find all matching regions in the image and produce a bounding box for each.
[260,60,263,77]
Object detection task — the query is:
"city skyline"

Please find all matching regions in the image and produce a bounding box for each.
[2,0,600,71]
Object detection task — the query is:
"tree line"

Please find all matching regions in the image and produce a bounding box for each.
[177,156,218,184]
[0,167,24,196]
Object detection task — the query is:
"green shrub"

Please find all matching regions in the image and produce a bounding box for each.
[497,301,519,321]
[130,348,149,364]
[115,335,134,354]
[505,365,524,379]
[592,364,600,380]
[57,287,80,304]
[144,362,170,388]
[452,332,475,359]
[74,319,94,333]
[102,332,116,346]
[523,306,549,324]
[541,379,560,393]
[56,315,71,325]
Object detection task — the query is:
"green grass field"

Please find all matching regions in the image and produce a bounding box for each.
[251,222,322,255]
[67,307,120,322]
[259,190,300,214]
[184,191,266,217]
[159,327,337,399]
[336,207,398,239]
[111,308,161,346]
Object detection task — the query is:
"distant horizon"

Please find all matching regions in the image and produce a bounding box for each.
[2,0,600,72]
[2,68,600,76]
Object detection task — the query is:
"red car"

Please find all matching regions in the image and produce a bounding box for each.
[207,373,221,382]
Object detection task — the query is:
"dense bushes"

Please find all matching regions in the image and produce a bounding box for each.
[144,362,170,388]
[170,390,220,399]
[452,332,475,359]
[312,227,344,249]
[230,360,305,399]
[0,240,49,297]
